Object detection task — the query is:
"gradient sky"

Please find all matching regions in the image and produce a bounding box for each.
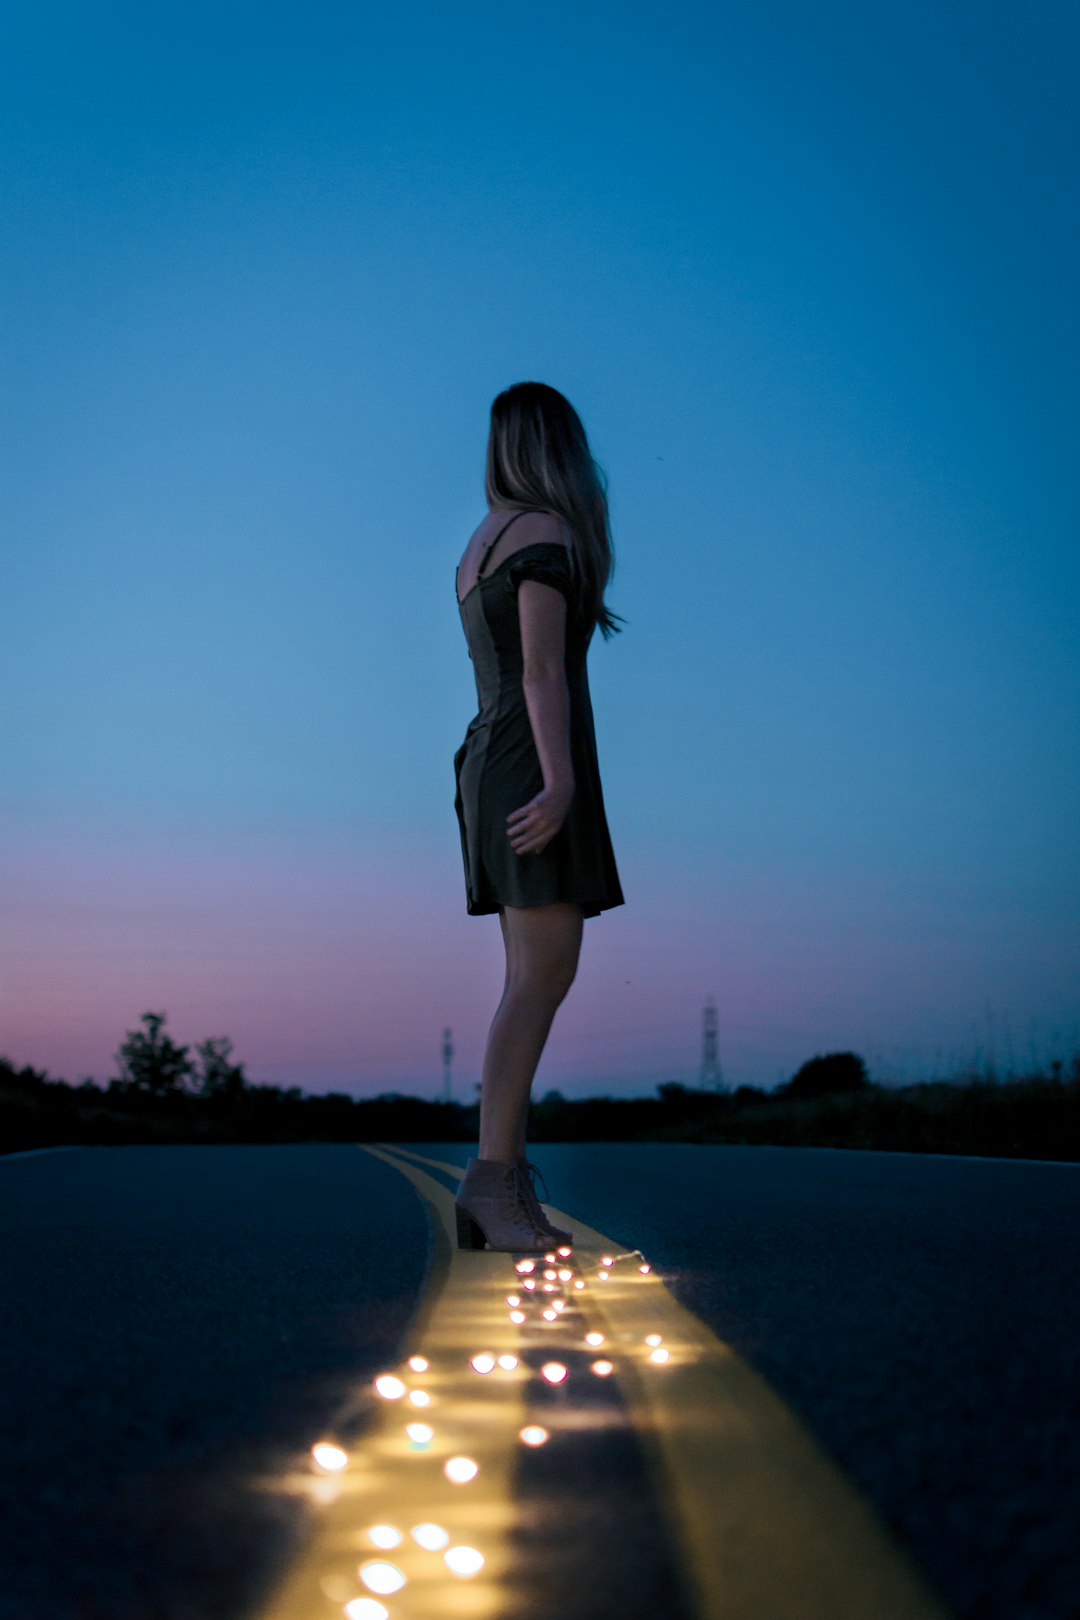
[3,0,1078,1099]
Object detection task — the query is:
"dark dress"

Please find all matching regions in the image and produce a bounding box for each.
[453,509,626,919]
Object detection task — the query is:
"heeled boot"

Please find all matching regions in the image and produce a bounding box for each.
[454,1158,552,1253]
[516,1155,573,1245]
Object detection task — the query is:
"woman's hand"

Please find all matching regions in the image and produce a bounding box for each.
[506,781,574,855]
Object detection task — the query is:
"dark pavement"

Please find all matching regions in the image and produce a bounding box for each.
[2,1142,1078,1620]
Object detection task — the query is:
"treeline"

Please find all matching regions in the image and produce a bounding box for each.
[2,1012,1078,1161]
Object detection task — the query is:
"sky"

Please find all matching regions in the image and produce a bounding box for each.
[3,0,1078,1099]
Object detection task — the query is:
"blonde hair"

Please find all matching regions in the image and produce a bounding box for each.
[485,381,626,640]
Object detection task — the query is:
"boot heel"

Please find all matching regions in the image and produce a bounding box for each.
[455,1205,487,1250]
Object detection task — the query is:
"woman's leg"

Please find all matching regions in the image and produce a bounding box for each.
[477,901,584,1163]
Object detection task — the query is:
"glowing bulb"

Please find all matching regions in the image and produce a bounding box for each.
[644,1334,663,1347]
[601,1255,614,1266]
[444,1455,479,1484]
[515,1259,536,1274]
[311,1442,348,1471]
[552,1299,566,1312]
[509,1309,526,1324]
[543,1268,557,1280]
[542,1283,557,1293]
[357,1561,406,1595]
[405,1422,433,1444]
[411,1522,449,1550]
[506,1294,521,1307]
[408,1389,431,1407]
[522,1279,537,1291]
[374,1375,406,1400]
[639,1264,651,1274]
[541,1361,568,1384]
[498,1354,518,1370]
[585,1331,605,1347]
[591,1359,614,1376]
[544,1252,556,1261]
[542,1307,557,1321]
[519,1424,549,1446]
[366,1525,402,1549]
[649,1347,670,1364]
[445,1545,485,1577]
[408,1355,429,1372]
[557,1246,572,1257]
[558,1268,573,1281]
[573,1280,585,1290]
[470,1353,496,1374]
[344,1600,388,1620]
[598,1269,610,1280]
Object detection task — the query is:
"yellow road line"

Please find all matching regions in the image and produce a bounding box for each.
[255,1144,532,1620]
[375,1142,954,1620]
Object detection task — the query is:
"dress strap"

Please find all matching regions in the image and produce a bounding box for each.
[476,509,531,580]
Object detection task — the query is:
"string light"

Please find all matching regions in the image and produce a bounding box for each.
[311,1442,348,1471]
[444,1545,485,1577]
[309,1202,678,1612]
[344,1600,388,1620]
[357,1562,406,1595]
[444,1456,479,1483]
[365,1525,402,1550]
[410,1523,448,1550]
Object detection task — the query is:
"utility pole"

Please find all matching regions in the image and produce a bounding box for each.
[700,997,727,1092]
[442,1026,453,1103]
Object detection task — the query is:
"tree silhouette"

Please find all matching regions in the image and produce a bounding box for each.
[193,1035,248,1100]
[112,1011,195,1095]
[779,1051,871,1100]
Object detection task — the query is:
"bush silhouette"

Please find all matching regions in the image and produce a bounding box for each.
[779,1051,870,1101]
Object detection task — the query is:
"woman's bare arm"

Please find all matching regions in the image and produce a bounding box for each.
[507,575,575,854]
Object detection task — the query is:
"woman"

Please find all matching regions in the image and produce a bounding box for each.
[452,382,626,1253]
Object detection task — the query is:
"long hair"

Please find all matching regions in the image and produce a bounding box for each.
[485,382,626,641]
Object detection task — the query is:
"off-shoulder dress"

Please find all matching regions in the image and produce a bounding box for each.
[453,509,625,919]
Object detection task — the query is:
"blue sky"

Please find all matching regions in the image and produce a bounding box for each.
[3,0,1078,1096]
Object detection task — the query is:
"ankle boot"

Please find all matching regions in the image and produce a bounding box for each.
[516,1155,573,1245]
[455,1158,551,1253]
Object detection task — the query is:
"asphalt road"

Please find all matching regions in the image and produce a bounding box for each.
[1,1142,1077,1620]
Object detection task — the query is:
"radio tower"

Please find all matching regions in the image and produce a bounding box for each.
[700,997,726,1092]
[442,1026,453,1103]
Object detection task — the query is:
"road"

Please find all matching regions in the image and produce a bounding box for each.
[0,1142,1076,1620]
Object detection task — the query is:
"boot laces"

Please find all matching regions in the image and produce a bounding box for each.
[522,1159,550,1203]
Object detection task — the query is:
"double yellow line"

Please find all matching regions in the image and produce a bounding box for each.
[257,1143,952,1620]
